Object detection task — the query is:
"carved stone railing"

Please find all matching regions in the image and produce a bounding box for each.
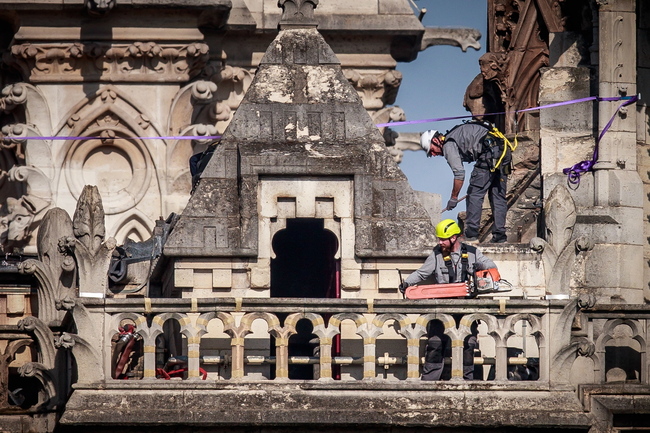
[78,297,580,384]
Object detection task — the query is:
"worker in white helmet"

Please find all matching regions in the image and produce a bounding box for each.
[420,121,511,243]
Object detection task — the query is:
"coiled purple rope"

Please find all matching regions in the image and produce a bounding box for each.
[562,94,639,185]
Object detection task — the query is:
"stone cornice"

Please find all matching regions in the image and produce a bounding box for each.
[4,42,210,83]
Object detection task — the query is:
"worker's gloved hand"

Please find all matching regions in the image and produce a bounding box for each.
[445,197,458,211]
[398,281,410,293]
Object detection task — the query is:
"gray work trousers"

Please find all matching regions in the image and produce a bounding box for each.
[464,166,507,239]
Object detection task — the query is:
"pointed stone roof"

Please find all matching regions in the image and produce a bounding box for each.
[164,0,436,257]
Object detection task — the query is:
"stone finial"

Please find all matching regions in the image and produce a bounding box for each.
[62,185,116,298]
[84,0,116,17]
[278,0,319,28]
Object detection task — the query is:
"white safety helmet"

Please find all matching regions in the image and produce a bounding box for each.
[420,129,438,154]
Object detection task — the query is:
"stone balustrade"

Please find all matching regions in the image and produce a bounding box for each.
[83,297,586,384]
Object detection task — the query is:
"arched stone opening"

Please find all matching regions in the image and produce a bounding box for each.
[270,218,339,299]
[270,219,339,380]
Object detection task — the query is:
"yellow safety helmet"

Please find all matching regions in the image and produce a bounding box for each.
[435,219,461,239]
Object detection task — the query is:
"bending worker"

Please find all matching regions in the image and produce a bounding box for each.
[420,121,512,243]
[398,219,499,380]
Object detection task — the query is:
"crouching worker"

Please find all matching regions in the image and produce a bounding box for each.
[398,219,499,293]
[398,219,499,381]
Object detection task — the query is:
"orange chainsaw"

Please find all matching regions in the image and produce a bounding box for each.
[405,268,512,300]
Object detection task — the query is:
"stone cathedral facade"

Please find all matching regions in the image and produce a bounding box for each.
[0,1,649,433]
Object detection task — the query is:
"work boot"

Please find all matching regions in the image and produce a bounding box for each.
[464,230,478,242]
[490,234,507,243]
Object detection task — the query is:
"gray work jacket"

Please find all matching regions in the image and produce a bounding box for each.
[404,243,497,286]
[442,123,490,180]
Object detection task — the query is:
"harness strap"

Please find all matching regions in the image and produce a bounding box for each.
[460,244,469,282]
[486,127,517,172]
[440,243,476,283]
[443,254,455,283]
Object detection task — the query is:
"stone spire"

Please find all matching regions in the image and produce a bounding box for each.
[164,2,436,258]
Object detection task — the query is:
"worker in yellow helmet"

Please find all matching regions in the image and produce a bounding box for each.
[398,219,500,381]
[399,219,499,291]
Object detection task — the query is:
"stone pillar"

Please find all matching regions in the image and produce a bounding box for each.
[539,66,593,205]
[591,0,643,303]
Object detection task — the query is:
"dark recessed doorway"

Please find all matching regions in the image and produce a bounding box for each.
[270,218,339,299]
[270,218,340,380]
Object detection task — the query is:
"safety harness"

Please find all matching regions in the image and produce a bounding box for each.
[436,243,477,283]
[483,126,517,173]
[445,119,517,173]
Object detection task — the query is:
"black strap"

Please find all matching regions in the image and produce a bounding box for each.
[434,246,455,283]
[461,244,477,282]
[444,252,455,283]
[437,244,476,283]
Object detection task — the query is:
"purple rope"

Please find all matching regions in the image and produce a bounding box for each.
[375,96,613,128]
[0,135,223,141]
[0,95,637,144]
[562,94,639,185]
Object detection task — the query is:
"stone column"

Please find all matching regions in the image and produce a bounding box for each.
[591,0,643,303]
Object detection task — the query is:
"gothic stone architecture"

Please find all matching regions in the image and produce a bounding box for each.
[0,1,649,433]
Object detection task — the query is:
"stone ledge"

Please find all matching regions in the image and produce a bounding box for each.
[60,386,592,428]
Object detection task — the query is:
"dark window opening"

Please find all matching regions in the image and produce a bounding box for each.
[271,218,339,299]
[270,218,339,380]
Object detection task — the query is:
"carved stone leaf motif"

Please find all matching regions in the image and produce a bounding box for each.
[73,185,106,253]
[545,184,576,255]
[69,185,116,297]
[37,207,76,293]
[7,42,209,82]
[17,208,74,326]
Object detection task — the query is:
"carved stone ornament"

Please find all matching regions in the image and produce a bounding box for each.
[5,42,209,83]
[278,0,319,28]
[0,83,29,114]
[344,69,403,110]
[61,185,116,298]
[529,184,593,297]
[18,208,76,326]
[0,165,53,254]
[421,27,482,53]
[208,65,255,111]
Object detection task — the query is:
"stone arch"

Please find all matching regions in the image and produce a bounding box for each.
[458,313,500,381]
[270,218,339,299]
[148,313,196,378]
[110,209,155,243]
[503,313,543,381]
[107,313,144,379]
[372,313,410,379]
[195,311,236,380]
[54,85,165,218]
[595,319,645,383]
[257,177,353,289]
